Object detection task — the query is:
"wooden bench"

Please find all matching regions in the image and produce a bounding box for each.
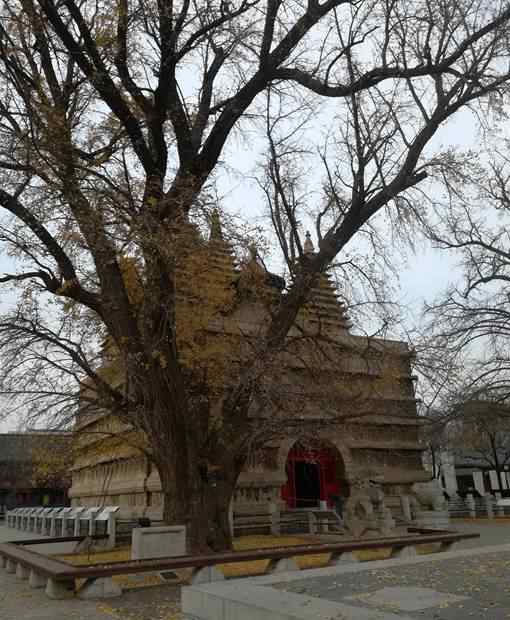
[0,528,479,600]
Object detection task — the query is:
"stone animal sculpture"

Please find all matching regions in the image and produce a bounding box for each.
[343,480,395,538]
[411,480,447,511]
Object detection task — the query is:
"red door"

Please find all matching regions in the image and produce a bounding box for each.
[281,445,340,508]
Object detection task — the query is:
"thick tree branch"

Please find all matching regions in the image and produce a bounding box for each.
[0,188,102,314]
[36,0,155,172]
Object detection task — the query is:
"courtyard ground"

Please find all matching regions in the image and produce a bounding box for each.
[1,519,510,620]
[270,540,510,619]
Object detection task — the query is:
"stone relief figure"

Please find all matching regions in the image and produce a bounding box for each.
[343,479,395,538]
[411,480,447,512]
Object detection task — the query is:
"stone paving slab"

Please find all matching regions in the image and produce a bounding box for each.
[344,586,468,612]
[0,568,117,620]
[272,546,510,619]
[183,582,416,619]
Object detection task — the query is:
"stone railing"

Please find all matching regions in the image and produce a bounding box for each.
[6,506,118,548]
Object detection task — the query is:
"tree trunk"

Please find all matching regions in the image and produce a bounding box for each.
[156,443,239,553]
[128,346,244,552]
[430,445,438,478]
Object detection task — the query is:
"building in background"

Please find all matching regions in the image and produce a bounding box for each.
[425,399,510,498]
[0,432,72,514]
[433,449,510,498]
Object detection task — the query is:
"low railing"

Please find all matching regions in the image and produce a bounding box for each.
[233,507,343,536]
[5,506,119,547]
[0,527,479,600]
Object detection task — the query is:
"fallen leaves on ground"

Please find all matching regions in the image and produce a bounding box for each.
[57,535,439,581]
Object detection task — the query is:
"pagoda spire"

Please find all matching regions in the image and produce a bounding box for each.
[303,231,315,255]
[295,233,352,338]
[209,208,224,241]
[205,208,236,283]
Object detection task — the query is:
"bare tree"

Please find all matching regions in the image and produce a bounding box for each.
[0,0,510,550]
[423,142,510,404]
[418,406,450,481]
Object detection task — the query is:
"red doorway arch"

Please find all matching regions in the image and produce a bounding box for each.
[281,442,344,509]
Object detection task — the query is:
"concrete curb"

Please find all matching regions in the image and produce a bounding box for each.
[182,582,415,620]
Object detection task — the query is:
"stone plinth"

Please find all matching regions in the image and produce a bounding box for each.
[77,577,122,599]
[415,510,450,530]
[131,525,186,561]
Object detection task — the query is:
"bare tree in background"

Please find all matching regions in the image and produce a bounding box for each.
[418,406,449,481]
[449,398,510,494]
[0,0,510,550]
[423,142,510,404]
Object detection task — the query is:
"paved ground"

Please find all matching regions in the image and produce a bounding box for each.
[2,519,510,620]
[274,548,510,618]
[0,567,182,620]
[0,523,181,620]
[450,518,510,548]
[267,520,510,619]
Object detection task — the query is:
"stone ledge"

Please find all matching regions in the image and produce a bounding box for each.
[182,583,411,620]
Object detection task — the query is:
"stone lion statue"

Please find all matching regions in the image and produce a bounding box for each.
[343,480,394,538]
[411,480,446,511]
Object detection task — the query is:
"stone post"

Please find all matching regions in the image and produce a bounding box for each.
[190,565,225,585]
[400,495,412,522]
[307,511,317,535]
[391,545,417,559]
[496,492,505,517]
[29,569,46,589]
[73,515,80,537]
[228,500,234,540]
[88,513,96,537]
[267,557,299,574]
[484,495,494,519]
[16,563,29,580]
[466,493,476,518]
[329,551,359,565]
[269,502,280,536]
[45,577,75,599]
[63,514,72,536]
[77,577,122,599]
[107,513,117,549]
[44,514,52,536]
